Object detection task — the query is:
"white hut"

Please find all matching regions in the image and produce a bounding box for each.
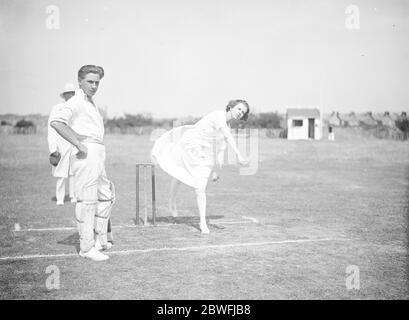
[287,108,322,140]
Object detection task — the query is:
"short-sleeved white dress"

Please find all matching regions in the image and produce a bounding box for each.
[151,110,228,189]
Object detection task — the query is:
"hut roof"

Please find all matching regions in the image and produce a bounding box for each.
[287,108,320,119]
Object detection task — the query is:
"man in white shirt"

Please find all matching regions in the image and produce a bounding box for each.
[50,65,115,262]
[48,83,77,205]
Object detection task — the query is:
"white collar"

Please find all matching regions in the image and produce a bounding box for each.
[75,88,95,103]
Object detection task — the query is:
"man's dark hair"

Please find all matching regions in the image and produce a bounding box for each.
[78,65,104,81]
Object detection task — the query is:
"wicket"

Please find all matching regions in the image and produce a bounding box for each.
[136,163,156,225]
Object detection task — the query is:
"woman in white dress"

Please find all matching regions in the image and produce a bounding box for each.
[151,99,250,234]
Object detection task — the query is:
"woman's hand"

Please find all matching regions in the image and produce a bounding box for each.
[211,171,220,182]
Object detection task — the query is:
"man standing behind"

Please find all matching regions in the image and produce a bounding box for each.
[50,65,115,261]
[48,83,77,205]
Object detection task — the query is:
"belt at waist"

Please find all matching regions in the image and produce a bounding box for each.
[81,137,104,145]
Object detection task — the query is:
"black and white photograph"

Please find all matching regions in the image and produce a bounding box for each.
[0,0,408,304]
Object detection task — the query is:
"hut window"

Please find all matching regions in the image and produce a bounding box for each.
[292,119,303,127]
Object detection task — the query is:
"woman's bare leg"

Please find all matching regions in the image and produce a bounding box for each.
[169,178,181,217]
[195,188,209,234]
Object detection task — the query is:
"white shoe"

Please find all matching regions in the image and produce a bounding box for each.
[200,224,210,234]
[70,198,77,203]
[79,247,109,261]
[95,238,113,251]
[107,232,114,243]
[56,201,64,206]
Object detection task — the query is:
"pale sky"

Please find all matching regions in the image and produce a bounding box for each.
[0,0,408,118]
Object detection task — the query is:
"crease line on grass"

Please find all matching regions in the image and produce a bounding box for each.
[13,220,254,232]
[0,237,351,261]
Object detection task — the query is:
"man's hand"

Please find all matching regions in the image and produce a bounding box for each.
[50,122,89,155]
[76,143,88,159]
[49,151,61,166]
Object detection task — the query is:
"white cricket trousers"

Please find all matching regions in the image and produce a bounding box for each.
[71,142,115,253]
[55,176,75,203]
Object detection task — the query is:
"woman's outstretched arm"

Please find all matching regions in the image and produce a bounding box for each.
[221,126,249,165]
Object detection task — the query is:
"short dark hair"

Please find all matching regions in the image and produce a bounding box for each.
[78,65,104,81]
[225,99,250,121]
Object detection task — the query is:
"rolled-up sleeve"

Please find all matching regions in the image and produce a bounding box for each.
[49,101,76,125]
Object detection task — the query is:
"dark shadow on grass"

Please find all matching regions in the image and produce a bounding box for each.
[57,233,80,253]
[167,216,226,232]
[131,214,225,231]
[155,215,224,224]
[51,194,73,202]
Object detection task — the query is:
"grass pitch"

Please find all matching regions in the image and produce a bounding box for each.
[0,132,408,299]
